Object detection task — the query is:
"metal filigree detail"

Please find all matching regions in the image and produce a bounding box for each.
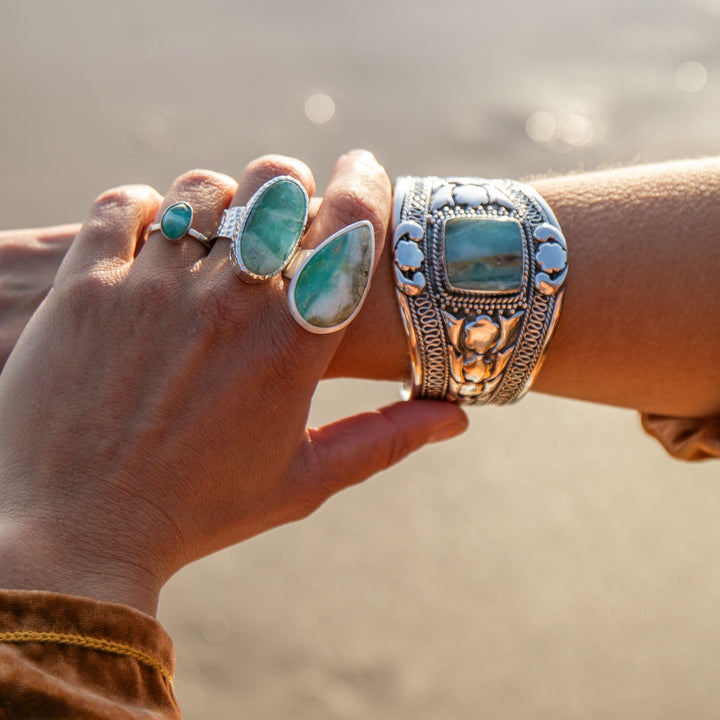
[391,175,567,405]
[533,223,568,295]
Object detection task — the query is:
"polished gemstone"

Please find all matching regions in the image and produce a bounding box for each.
[161,202,193,240]
[444,216,523,292]
[292,222,373,330]
[239,178,307,276]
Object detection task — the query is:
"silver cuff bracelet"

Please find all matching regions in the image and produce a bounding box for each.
[391,176,567,406]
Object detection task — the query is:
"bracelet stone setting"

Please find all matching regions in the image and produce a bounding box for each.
[392,176,567,406]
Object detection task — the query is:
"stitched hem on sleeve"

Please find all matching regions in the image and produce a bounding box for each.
[0,630,174,686]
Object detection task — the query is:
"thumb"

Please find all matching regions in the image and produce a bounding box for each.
[291,400,468,514]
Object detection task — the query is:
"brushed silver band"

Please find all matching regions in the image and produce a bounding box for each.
[391,176,568,406]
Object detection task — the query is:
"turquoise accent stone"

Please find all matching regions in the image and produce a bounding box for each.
[161,202,193,240]
[292,223,373,329]
[444,217,524,292]
[239,178,307,276]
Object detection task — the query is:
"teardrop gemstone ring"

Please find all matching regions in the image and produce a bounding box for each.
[284,220,375,334]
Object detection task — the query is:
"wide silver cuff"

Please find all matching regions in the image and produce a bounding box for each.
[392,176,567,406]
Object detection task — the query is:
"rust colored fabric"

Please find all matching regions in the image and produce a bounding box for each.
[641,413,720,461]
[0,589,180,719]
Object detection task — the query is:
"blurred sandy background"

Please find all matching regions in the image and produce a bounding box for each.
[3,1,720,718]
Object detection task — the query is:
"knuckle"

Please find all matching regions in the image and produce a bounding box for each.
[174,169,234,195]
[59,270,113,313]
[93,186,140,210]
[91,186,151,224]
[244,155,314,192]
[379,412,412,468]
[128,272,179,314]
[194,284,251,341]
[330,187,386,232]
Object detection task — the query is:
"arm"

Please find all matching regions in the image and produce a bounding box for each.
[0,154,468,717]
[331,157,720,418]
[6,159,720,417]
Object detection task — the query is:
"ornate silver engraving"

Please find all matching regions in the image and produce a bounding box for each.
[392,175,567,406]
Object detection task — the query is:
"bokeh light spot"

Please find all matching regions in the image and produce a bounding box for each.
[304,93,336,124]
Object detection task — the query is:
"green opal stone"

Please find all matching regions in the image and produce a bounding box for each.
[239,178,307,276]
[292,223,373,329]
[444,216,524,292]
[161,202,193,240]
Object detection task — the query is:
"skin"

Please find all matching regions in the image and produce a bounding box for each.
[0,151,468,616]
[330,156,720,418]
[1,154,719,614]
[5,157,720,416]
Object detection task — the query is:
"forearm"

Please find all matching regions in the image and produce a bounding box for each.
[332,157,720,417]
[8,159,720,417]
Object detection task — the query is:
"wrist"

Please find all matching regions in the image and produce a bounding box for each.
[326,224,411,380]
[0,515,162,616]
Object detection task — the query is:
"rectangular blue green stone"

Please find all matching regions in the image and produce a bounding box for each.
[443,216,524,292]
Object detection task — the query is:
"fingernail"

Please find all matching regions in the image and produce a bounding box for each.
[428,419,468,444]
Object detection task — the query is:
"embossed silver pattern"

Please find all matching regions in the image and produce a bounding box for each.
[392,176,567,406]
[210,205,246,242]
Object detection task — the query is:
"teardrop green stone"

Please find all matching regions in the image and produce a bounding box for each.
[239,178,307,276]
[161,202,193,241]
[292,223,373,330]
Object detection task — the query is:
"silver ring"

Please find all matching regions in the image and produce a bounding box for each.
[229,175,309,283]
[210,205,246,242]
[283,220,375,334]
[148,202,211,248]
[392,176,567,405]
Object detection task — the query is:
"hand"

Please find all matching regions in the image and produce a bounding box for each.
[0,224,78,371]
[0,152,467,615]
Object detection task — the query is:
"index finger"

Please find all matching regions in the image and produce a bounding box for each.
[282,149,391,358]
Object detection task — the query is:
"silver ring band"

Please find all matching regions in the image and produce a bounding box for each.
[392,176,567,405]
[210,205,246,242]
[148,202,211,248]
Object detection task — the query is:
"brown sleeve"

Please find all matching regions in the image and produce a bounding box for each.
[641,413,720,461]
[0,589,180,719]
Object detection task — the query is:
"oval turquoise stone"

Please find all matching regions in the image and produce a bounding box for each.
[161,202,193,240]
[444,216,524,292]
[239,178,308,276]
[292,223,373,329]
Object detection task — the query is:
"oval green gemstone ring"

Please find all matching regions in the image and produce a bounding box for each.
[148,202,211,248]
[229,175,309,283]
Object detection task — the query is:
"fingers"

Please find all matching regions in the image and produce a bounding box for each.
[139,170,237,270]
[287,401,468,518]
[56,185,161,284]
[272,150,392,375]
[301,149,390,264]
[205,154,315,266]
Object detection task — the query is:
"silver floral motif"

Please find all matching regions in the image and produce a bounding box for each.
[430,178,515,213]
[533,223,568,296]
[442,310,523,402]
[395,240,425,272]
